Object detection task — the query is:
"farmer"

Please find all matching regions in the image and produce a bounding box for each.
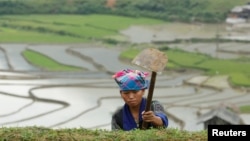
[111,68,168,131]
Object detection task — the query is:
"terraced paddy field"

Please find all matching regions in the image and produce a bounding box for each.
[0,43,249,131]
[0,14,249,131]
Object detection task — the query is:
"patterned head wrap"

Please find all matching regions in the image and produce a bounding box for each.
[112,69,149,91]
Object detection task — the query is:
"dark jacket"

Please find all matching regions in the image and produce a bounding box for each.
[111,100,168,130]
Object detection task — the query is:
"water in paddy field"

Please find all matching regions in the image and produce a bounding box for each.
[121,22,250,43]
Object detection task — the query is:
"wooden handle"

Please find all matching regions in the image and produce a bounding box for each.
[141,71,157,130]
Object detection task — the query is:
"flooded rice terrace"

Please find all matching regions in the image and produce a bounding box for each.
[0,22,250,131]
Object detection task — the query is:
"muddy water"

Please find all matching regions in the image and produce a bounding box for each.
[120,22,250,43]
[121,22,250,59]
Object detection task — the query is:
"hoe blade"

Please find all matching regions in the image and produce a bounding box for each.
[131,48,168,73]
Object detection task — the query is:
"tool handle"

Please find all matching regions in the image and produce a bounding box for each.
[141,71,157,130]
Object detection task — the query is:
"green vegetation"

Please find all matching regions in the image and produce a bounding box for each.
[0,14,163,43]
[240,105,250,113]
[0,0,249,23]
[0,127,207,141]
[23,49,83,71]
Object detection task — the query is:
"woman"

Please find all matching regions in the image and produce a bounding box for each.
[111,69,168,131]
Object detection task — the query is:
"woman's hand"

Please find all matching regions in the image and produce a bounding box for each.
[142,111,163,126]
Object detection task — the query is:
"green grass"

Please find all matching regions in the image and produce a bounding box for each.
[22,49,84,71]
[239,105,250,113]
[0,14,164,43]
[2,14,164,30]
[0,27,86,43]
[206,0,250,12]
[0,127,207,141]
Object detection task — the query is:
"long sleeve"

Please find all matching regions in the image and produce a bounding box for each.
[151,100,168,127]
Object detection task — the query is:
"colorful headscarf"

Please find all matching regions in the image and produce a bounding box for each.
[112,69,149,91]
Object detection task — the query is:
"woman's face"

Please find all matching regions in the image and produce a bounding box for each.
[120,89,145,107]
